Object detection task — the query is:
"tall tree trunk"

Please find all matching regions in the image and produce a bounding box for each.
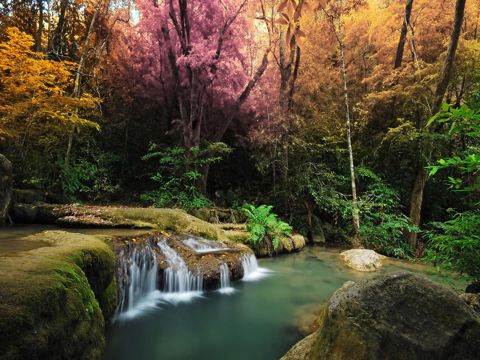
[407,0,466,248]
[394,0,414,69]
[64,1,101,170]
[52,0,68,54]
[35,0,44,51]
[338,12,362,247]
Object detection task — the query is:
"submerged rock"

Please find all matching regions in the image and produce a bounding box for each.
[0,231,116,359]
[282,272,480,360]
[340,248,383,272]
[0,154,13,225]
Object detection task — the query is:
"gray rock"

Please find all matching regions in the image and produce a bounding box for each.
[282,272,480,360]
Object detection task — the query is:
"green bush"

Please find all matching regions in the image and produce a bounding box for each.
[62,153,120,202]
[424,211,480,281]
[242,204,292,255]
[141,142,231,209]
[356,166,417,258]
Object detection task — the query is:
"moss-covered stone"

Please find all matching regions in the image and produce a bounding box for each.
[282,272,480,360]
[12,203,227,241]
[0,231,116,360]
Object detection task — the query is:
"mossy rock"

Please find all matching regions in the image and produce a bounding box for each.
[0,231,116,360]
[282,272,480,360]
[12,203,227,241]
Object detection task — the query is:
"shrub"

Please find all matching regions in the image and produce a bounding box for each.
[424,211,480,281]
[141,142,231,209]
[242,204,292,255]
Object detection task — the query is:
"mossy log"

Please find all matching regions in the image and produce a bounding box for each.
[12,203,227,241]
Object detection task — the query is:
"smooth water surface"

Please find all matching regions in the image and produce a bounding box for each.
[105,247,455,360]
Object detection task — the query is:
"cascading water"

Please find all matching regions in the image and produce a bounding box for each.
[218,263,235,294]
[183,236,230,253]
[114,243,159,320]
[241,254,270,281]
[157,240,204,300]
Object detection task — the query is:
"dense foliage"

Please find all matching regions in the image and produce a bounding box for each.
[0,0,478,271]
[242,204,293,256]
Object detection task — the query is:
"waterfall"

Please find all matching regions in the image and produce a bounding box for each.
[183,236,230,254]
[241,254,270,281]
[218,263,235,294]
[114,243,159,320]
[157,240,204,296]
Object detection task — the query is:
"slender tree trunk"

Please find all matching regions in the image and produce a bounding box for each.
[35,0,44,51]
[52,0,68,54]
[338,12,362,247]
[64,1,101,169]
[407,0,466,248]
[394,0,414,69]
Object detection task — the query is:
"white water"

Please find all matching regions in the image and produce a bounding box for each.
[157,240,204,302]
[114,245,159,321]
[218,263,235,295]
[241,254,271,281]
[182,236,230,254]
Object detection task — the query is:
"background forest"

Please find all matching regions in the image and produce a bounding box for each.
[0,0,479,279]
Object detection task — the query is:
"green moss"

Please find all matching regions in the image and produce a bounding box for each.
[14,203,228,241]
[0,231,116,360]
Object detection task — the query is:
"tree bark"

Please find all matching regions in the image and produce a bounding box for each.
[394,0,414,69]
[64,1,102,169]
[0,154,13,225]
[52,0,68,55]
[35,0,44,52]
[338,8,362,247]
[407,0,466,248]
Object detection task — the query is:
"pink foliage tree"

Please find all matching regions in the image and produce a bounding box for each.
[108,0,270,166]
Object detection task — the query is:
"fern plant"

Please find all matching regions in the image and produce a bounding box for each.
[242,204,292,256]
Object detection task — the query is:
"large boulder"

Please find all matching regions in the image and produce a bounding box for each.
[0,154,13,225]
[282,272,480,360]
[340,248,383,272]
[0,231,116,359]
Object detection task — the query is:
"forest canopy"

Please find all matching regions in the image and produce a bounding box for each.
[0,0,479,279]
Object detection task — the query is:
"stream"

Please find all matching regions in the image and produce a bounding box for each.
[0,225,461,360]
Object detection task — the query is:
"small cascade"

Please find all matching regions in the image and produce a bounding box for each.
[218,263,235,294]
[241,254,270,281]
[157,240,204,297]
[183,236,230,253]
[114,243,159,320]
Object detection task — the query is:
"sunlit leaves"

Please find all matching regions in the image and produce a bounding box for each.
[0,27,100,141]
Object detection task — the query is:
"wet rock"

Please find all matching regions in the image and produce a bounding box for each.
[282,272,480,360]
[112,233,254,291]
[460,293,480,313]
[466,282,480,293]
[0,154,13,225]
[340,248,383,272]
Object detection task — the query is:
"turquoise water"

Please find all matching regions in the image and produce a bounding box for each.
[105,247,453,360]
[0,226,459,359]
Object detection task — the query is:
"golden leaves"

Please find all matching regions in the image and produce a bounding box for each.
[0,27,101,140]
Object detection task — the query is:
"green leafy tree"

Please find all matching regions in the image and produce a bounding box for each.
[141,142,231,209]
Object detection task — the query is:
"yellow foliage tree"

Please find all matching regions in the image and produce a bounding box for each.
[0,27,100,141]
